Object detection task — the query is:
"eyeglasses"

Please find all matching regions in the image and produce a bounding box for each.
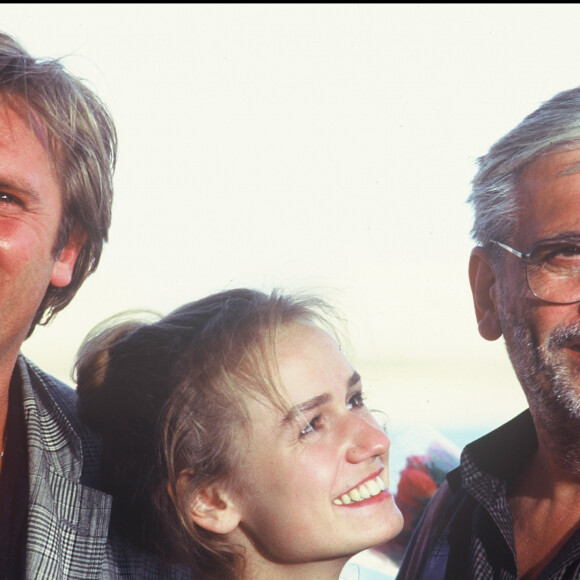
[492,238,580,304]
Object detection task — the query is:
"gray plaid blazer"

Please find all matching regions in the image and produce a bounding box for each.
[19,356,193,579]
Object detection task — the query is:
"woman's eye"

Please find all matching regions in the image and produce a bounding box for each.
[300,414,322,437]
[347,391,366,410]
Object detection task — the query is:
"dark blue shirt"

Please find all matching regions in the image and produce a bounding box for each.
[397,411,580,579]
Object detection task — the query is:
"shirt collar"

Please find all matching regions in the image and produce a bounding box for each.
[447,410,537,495]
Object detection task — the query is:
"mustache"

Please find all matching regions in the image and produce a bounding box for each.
[548,321,580,350]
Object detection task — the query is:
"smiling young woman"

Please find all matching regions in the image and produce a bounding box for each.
[75,289,403,579]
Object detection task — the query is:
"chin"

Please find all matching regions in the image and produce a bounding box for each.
[353,504,405,552]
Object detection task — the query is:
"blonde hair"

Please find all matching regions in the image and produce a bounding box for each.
[76,288,340,579]
[0,32,117,331]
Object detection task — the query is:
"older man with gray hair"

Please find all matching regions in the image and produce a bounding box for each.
[397,88,580,579]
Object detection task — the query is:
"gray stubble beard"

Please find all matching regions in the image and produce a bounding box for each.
[502,308,580,476]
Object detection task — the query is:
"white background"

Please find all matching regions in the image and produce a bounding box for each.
[5,4,573,445]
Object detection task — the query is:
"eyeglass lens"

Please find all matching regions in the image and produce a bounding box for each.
[527,242,580,304]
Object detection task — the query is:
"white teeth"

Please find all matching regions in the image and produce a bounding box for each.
[333,475,386,506]
[359,483,371,499]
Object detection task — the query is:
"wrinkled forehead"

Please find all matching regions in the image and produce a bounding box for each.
[515,146,580,246]
[519,142,580,181]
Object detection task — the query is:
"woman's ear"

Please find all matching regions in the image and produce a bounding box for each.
[176,470,241,535]
[469,246,503,341]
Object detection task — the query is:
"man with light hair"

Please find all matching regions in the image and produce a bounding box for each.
[0,32,190,577]
[397,88,580,578]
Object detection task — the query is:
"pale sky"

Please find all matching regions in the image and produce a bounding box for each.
[4,3,577,444]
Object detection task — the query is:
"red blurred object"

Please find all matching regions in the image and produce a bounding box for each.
[375,434,460,565]
[395,455,438,535]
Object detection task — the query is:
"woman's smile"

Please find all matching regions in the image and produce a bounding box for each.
[233,322,403,571]
[332,472,388,506]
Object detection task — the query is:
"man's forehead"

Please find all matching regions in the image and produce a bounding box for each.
[0,94,50,151]
[522,145,580,179]
[515,146,580,245]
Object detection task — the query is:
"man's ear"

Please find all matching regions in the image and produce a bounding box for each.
[469,246,503,341]
[50,226,87,288]
[176,471,241,535]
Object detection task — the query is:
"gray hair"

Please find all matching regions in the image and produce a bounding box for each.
[468,87,580,247]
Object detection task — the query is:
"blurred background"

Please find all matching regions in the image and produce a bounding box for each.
[5,4,574,461]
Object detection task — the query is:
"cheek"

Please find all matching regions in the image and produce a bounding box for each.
[0,222,30,260]
[525,303,578,344]
[497,264,576,336]
[497,280,532,330]
[287,444,341,495]
[0,221,55,276]
[251,445,338,502]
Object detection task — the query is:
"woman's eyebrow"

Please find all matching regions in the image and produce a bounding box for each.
[348,371,361,389]
[282,394,331,426]
[281,371,361,426]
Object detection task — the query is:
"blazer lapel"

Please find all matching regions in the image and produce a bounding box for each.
[20,358,112,579]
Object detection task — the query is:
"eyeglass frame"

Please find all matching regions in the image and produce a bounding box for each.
[491,238,580,305]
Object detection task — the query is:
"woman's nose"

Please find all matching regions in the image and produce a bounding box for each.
[345,413,390,464]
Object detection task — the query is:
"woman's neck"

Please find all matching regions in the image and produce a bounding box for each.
[242,552,350,580]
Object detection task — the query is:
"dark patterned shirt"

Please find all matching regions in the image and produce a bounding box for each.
[396,411,580,579]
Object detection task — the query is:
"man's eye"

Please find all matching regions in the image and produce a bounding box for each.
[539,244,580,266]
[558,245,580,258]
[0,193,21,206]
[347,391,366,410]
[300,414,322,437]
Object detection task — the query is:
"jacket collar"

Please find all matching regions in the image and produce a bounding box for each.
[17,356,113,579]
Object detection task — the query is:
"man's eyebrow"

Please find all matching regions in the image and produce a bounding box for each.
[0,177,41,202]
[544,232,580,241]
[281,371,362,426]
